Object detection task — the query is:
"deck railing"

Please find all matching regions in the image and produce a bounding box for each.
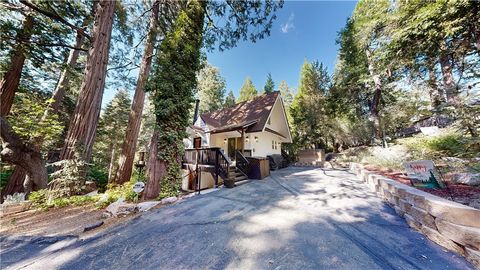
[183,147,230,187]
[235,150,250,177]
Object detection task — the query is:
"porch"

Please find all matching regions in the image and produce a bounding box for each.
[181,147,251,192]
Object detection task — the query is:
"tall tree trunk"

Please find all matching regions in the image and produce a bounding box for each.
[0,167,26,203]
[427,61,445,110]
[2,26,86,200]
[108,142,116,182]
[365,49,382,141]
[115,1,160,184]
[439,45,457,103]
[0,14,34,116]
[0,117,47,196]
[47,29,86,115]
[60,1,116,164]
[143,131,166,200]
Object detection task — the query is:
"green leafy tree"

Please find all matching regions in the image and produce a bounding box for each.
[290,60,331,149]
[197,61,226,113]
[238,77,257,102]
[224,90,236,108]
[93,89,131,181]
[263,73,275,93]
[144,0,284,199]
[144,0,206,199]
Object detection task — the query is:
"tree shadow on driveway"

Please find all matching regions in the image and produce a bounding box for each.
[1,167,475,270]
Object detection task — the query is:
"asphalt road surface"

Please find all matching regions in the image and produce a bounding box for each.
[1,167,475,270]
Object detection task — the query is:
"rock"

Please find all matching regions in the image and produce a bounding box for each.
[101,211,112,219]
[84,221,104,232]
[404,213,421,231]
[84,181,97,193]
[106,198,137,217]
[160,196,178,205]
[451,173,480,186]
[420,225,465,255]
[465,247,480,269]
[407,206,437,229]
[424,194,480,228]
[435,218,480,250]
[137,201,161,212]
[85,190,98,197]
[442,157,468,163]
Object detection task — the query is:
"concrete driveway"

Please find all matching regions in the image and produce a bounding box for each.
[1,167,475,269]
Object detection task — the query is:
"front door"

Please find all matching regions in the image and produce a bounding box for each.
[228,138,236,160]
[193,137,201,148]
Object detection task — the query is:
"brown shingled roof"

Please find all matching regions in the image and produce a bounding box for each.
[200,91,279,133]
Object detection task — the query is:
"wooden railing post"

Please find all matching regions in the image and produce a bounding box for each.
[214,149,219,188]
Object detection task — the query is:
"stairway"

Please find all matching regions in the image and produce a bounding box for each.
[234,168,248,182]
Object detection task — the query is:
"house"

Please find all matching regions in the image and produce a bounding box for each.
[182,91,292,190]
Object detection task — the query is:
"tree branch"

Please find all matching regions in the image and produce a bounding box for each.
[19,0,91,40]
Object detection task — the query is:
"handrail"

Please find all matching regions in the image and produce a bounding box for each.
[183,148,231,187]
[235,150,250,177]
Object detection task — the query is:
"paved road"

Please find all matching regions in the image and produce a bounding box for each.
[1,168,475,270]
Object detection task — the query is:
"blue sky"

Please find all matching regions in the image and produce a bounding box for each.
[206,1,357,97]
[102,1,356,107]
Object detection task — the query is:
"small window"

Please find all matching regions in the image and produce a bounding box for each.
[274,141,278,150]
[272,140,275,149]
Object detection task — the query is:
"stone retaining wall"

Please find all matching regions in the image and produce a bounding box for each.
[350,163,480,269]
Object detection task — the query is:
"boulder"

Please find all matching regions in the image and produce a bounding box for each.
[160,196,178,205]
[106,199,138,217]
[138,201,161,212]
[451,173,480,186]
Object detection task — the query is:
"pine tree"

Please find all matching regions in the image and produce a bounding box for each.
[60,1,116,167]
[93,89,131,181]
[263,73,275,93]
[238,77,257,102]
[197,62,226,113]
[224,90,236,108]
[290,60,330,149]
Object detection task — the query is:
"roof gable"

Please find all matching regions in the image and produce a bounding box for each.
[200,91,280,133]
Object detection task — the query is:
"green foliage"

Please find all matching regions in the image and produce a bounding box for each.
[7,92,63,152]
[203,1,284,51]
[87,166,109,192]
[29,189,97,209]
[197,61,226,113]
[290,60,330,149]
[146,0,205,195]
[397,130,471,159]
[263,73,275,93]
[47,155,88,200]
[92,89,131,177]
[0,168,13,190]
[96,181,138,208]
[224,90,236,108]
[238,77,258,102]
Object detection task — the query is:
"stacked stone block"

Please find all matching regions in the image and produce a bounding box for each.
[350,163,480,269]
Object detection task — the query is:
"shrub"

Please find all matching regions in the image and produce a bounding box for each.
[95,181,138,208]
[88,166,108,192]
[0,168,13,190]
[397,130,468,159]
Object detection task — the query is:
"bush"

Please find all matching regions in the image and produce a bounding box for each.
[95,181,138,208]
[29,189,98,209]
[0,168,13,190]
[397,130,468,159]
[88,166,108,192]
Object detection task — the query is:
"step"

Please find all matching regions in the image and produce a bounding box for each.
[235,179,250,186]
[235,175,248,181]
